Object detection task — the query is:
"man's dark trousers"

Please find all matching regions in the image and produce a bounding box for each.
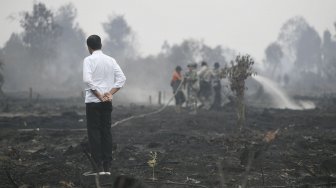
[86,102,113,171]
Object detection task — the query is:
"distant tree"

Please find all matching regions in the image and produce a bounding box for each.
[295,26,322,74]
[53,4,87,88]
[200,45,227,66]
[164,39,228,68]
[161,40,170,54]
[278,16,309,55]
[323,30,332,46]
[321,30,336,80]
[1,33,30,91]
[103,15,137,61]
[167,39,202,67]
[20,2,61,62]
[225,54,256,130]
[55,3,86,57]
[265,42,283,75]
[3,34,26,55]
[2,3,87,95]
[278,16,322,74]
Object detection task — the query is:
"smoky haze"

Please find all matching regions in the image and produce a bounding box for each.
[262,17,336,96]
[1,3,86,98]
[0,3,336,103]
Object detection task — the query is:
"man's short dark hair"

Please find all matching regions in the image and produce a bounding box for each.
[87,35,102,50]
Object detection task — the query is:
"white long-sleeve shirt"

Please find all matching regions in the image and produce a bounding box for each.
[83,50,126,103]
[197,65,212,82]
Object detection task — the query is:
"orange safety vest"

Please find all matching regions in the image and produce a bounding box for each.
[172,71,182,81]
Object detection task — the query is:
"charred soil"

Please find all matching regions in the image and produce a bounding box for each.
[0,98,336,187]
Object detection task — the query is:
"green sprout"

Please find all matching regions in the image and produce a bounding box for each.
[147,151,158,181]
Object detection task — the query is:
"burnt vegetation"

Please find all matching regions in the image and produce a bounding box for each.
[0,2,336,188]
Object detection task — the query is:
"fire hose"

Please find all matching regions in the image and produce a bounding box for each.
[111,80,184,128]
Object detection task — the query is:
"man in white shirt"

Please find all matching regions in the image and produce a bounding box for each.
[197,61,213,109]
[83,35,126,175]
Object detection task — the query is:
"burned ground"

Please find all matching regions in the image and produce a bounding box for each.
[0,98,336,188]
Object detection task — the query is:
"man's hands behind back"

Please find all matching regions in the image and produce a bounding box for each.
[91,90,113,102]
[103,92,113,102]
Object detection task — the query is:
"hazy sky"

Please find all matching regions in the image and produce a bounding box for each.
[0,0,335,61]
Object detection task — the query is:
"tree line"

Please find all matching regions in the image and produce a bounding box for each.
[264,16,336,95]
[0,2,335,99]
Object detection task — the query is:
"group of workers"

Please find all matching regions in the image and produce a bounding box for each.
[170,61,224,114]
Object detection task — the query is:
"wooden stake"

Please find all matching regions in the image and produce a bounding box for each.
[158,91,162,105]
[29,87,33,101]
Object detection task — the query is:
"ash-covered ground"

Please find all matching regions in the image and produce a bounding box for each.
[0,97,336,188]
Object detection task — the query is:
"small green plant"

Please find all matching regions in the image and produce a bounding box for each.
[147,151,158,181]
